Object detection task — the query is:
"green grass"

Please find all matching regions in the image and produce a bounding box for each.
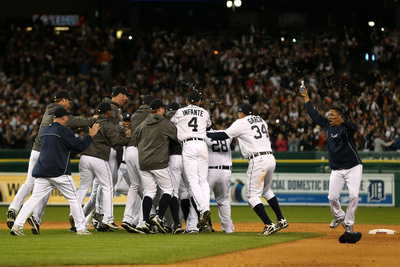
[0,230,321,266]
[0,205,399,266]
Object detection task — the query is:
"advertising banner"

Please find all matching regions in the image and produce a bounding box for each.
[224,173,395,206]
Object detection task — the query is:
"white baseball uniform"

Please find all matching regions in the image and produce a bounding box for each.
[170,104,211,213]
[205,131,234,233]
[223,115,276,208]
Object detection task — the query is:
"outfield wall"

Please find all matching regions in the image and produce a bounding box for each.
[1,150,399,207]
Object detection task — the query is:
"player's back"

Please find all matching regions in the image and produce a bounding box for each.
[171,104,211,141]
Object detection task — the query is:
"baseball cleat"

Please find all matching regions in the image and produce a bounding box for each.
[69,215,76,232]
[6,209,17,229]
[172,224,185,234]
[93,212,104,223]
[136,222,153,234]
[121,221,141,233]
[330,218,344,228]
[27,216,40,235]
[104,222,119,230]
[200,224,215,233]
[95,223,112,232]
[277,218,289,231]
[342,222,354,233]
[185,229,199,234]
[150,215,168,234]
[197,210,211,229]
[77,229,92,235]
[259,223,278,236]
[10,225,24,236]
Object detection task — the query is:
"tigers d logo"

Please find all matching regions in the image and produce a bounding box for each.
[368,180,385,202]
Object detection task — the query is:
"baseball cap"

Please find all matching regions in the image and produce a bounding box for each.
[142,95,154,105]
[112,86,132,97]
[167,102,180,111]
[123,113,131,121]
[187,91,200,103]
[54,90,72,100]
[98,102,112,114]
[149,99,165,110]
[238,104,253,115]
[53,107,70,118]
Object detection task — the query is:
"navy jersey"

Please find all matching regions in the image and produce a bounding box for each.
[32,122,93,177]
[306,102,362,170]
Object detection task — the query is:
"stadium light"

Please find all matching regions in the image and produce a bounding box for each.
[227,0,241,11]
[226,1,233,8]
[234,0,242,7]
[368,21,375,27]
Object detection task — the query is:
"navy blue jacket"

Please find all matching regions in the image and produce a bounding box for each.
[306,101,362,170]
[32,122,93,178]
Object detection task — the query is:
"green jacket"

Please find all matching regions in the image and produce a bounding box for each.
[127,104,151,147]
[81,115,130,161]
[32,103,96,152]
[134,113,177,171]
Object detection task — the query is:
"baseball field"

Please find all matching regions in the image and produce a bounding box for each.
[1,205,399,266]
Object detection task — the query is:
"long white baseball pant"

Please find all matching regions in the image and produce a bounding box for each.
[182,141,210,213]
[246,154,276,208]
[328,164,363,226]
[78,155,114,224]
[9,150,40,213]
[14,175,86,231]
[208,169,234,233]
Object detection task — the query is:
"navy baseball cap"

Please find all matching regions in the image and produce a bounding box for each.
[238,104,253,115]
[187,91,200,103]
[54,90,72,100]
[98,102,112,114]
[112,86,132,97]
[53,107,70,118]
[149,99,166,110]
[123,113,131,121]
[167,102,180,111]
[142,95,154,105]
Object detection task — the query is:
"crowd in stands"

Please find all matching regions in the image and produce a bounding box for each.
[1,18,400,153]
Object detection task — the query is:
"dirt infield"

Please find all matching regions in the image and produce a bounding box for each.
[3,221,399,266]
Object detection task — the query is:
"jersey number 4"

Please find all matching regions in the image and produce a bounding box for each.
[251,124,269,139]
[188,117,198,132]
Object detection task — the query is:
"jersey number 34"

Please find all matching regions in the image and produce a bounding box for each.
[251,124,269,139]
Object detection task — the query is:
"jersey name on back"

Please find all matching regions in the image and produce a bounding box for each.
[182,108,204,117]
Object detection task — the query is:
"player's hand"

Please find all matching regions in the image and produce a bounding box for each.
[93,114,99,119]
[89,123,100,137]
[126,129,132,138]
[300,85,310,103]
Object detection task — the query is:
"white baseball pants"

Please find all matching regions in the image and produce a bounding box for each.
[328,164,363,226]
[14,175,86,231]
[182,140,210,213]
[9,150,40,213]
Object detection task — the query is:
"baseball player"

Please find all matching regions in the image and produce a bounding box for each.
[164,102,186,234]
[133,99,178,234]
[207,104,288,235]
[205,128,235,233]
[76,102,130,231]
[6,90,96,230]
[122,95,154,233]
[170,91,212,229]
[300,85,363,234]
[10,107,100,236]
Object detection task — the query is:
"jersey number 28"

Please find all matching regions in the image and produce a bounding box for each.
[211,139,229,152]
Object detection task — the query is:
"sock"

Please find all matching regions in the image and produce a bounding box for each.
[169,196,181,226]
[158,193,172,219]
[253,203,272,225]
[142,196,153,223]
[181,198,190,222]
[208,216,212,227]
[267,196,284,220]
[190,196,200,219]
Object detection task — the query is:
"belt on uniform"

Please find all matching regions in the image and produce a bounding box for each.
[209,165,232,170]
[183,137,204,143]
[248,151,272,160]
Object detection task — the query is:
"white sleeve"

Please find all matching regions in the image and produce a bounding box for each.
[170,110,180,125]
[225,119,244,138]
